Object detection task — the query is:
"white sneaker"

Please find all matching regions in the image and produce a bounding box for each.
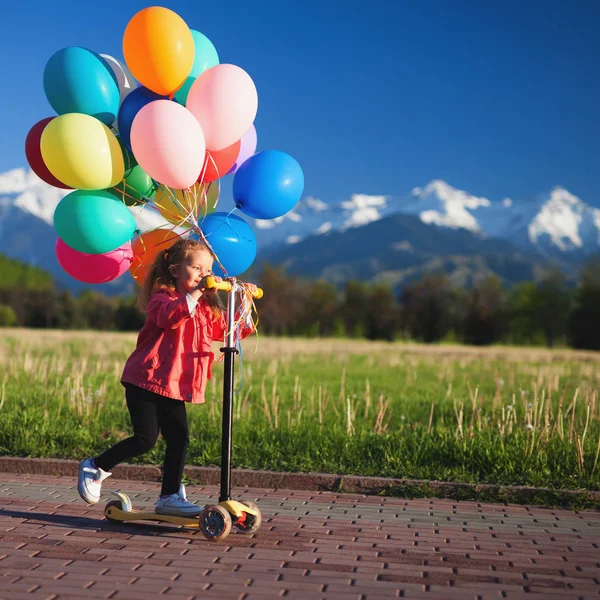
[77,458,112,504]
[155,484,201,517]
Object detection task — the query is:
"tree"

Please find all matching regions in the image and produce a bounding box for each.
[297,280,340,336]
[76,290,116,330]
[506,282,540,344]
[114,297,145,331]
[53,290,88,329]
[0,255,53,291]
[532,266,571,347]
[0,304,16,327]
[364,284,399,341]
[340,281,369,338]
[256,264,303,335]
[400,275,454,342]
[463,276,506,345]
[568,259,600,350]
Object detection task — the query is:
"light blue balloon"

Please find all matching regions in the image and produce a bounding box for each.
[43,47,120,126]
[54,190,136,254]
[175,30,219,105]
[199,213,256,277]
[233,150,305,220]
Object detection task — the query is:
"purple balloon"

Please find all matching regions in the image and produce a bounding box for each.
[228,124,257,175]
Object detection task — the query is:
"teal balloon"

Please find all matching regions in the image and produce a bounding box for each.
[43,47,120,126]
[54,190,136,254]
[175,30,219,105]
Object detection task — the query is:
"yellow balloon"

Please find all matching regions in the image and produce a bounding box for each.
[153,181,219,227]
[40,113,124,190]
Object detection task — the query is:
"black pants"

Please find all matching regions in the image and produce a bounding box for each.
[94,384,189,496]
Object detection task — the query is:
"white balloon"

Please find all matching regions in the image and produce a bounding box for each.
[100,54,137,104]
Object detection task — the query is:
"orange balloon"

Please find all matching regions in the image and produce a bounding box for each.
[129,229,182,286]
[123,7,194,96]
[200,139,241,183]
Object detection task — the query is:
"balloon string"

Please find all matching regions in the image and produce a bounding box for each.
[113,177,156,205]
[193,225,229,277]
[130,162,230,279]
[206,152,221,180]
[128,200,263,355]
[154,185,196,229]
[124,151,135,172]
[198,151,210,186]
[150,185,229,277]
[232,282,260,356]
[206,181,220,212]
[128,217,184,281]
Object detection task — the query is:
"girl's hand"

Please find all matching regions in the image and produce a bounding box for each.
[246,283,258,296]
[200,275,222,292]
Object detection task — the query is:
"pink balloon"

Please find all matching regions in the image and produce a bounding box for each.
[56,238,133,284]
[186,64,258,151]
[228,124,257,175]
[131,100,206,189]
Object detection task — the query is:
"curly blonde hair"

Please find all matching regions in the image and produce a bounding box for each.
[137,238,223,319]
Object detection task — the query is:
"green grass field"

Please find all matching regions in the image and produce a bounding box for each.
[1,329,599,494]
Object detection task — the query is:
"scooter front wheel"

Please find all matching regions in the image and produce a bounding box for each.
[233,501,262,534]
[200,505,232,542]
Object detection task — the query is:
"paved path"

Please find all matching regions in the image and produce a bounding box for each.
[0,474,599,599]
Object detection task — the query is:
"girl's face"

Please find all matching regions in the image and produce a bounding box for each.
[171,250,214,294]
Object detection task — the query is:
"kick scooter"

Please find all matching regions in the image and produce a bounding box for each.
[104,277,263,541]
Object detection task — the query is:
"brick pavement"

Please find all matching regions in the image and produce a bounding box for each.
[0,474,599,599]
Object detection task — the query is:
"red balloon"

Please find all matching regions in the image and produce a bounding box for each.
[25,118,70,189]
[199,139,241,183]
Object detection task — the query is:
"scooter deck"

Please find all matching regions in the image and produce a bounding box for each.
[105,503,201,528]
[105,495,258,529]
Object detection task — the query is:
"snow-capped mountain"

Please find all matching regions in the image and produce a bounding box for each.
[406,180,512,237]
[250,193,398,248]
[0,168,68,227]
[527,187,600,252]
[0,168,174,235]
[1,166,599,293]
[0,168,174,293]
[403,180,600,256]
[250,179,600,260]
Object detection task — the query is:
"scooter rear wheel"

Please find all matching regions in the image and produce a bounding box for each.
[104,500,123,523]
[200,505,232,541]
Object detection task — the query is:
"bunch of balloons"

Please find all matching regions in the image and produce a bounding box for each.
[25,6,304,285]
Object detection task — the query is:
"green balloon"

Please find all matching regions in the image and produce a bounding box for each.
[109,163,157,205]
[108,142,156,205]
[54,189,136,254]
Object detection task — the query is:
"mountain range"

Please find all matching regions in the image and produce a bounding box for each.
[1,167,598,293]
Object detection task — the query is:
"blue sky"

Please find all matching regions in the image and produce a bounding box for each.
[2,0,599,206]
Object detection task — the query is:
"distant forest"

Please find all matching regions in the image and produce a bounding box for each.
[0,253,599,350]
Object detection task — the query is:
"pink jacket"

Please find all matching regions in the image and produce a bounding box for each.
[121,289,253,403]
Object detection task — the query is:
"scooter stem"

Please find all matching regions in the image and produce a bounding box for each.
[219,283,238,502]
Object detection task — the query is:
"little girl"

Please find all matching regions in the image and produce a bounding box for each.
[77,238,256,516]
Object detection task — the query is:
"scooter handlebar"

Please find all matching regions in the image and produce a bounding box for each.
[204,276,263,299]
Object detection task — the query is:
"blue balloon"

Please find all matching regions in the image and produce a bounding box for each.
[233,150,304,220]
[117,87,167,149]
[199,213,257,277]
[43,47,120,126]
